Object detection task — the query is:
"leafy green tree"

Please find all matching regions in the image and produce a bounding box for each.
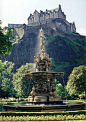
[0,60,14,97]
[56,83,65,97]
[0,21,13,55]
[1,78,12,96]
[13,63,34,97]
[66,65,86,96]
[54,79,66,98]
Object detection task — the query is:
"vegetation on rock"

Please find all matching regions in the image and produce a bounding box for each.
[0,22,13,55]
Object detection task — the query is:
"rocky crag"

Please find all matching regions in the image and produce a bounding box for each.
[1,23,86,83]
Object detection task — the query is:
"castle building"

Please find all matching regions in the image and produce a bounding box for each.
[27,5,76,32]
[8,5,76,33]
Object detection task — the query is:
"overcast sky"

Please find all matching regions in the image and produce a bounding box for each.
[0,0,86,35]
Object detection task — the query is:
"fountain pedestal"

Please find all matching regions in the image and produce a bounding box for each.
[24,28,64,104]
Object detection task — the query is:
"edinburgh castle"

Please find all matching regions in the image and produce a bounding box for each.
[8,5,76,33]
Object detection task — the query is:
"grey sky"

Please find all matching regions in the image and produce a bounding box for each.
[0,0,86,35]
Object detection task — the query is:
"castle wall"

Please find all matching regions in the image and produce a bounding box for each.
[29,18,33,24]
[40,15,45,21]
[33,13,39,23]
[62,13,65,19]
[29,17,34,23]
[70,23,76,32]
[55,21,66,31]
[45,13,50,20]
[8,24,23,28]
[58,10,63,19]
[50,12,53,18]
[28,17,76,33]
[53,11,58,18]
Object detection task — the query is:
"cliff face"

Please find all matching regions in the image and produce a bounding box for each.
[1,24,86,83]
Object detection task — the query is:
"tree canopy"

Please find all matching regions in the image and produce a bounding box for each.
[13,63,34,97]
[0,21,13,55]
[0,60,14,97]
[56,83,65,97]
[66,65,86,96]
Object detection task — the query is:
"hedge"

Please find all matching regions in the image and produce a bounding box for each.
[0,110,86,116]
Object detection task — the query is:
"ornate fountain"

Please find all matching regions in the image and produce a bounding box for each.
[3,29,85,111]
[25,28,64,104]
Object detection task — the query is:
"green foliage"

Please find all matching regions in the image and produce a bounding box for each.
[51,58,69,71]
[66,65,86,96]
[0,22,13,55]
[13,63,34,97]
[54,79,66,98]
[0,110,86,116]
[11,36,23,44]
[56,83,65,97]
[1,78,12,93]
[0,97,27,102]
[57,35,85,53]
[0,60,14,97]
[0,111,86,121]
[46,36,55,45]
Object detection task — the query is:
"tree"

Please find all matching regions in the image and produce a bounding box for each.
[0,60,14,97]
[66,65,86,96]
[54,79,66,98]
[56,83,65,97]
[0,21,13,55]
[13,63,34,98]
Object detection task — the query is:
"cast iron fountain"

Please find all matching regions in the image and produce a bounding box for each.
[25,28,64,104]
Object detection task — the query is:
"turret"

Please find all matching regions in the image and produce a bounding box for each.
[70,22,76,32]
[59,4,61,10]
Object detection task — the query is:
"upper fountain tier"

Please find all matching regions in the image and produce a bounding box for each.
[34,28,52,72]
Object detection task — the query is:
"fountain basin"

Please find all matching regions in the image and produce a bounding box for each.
[3,103,85,112]
[24,71,64,79]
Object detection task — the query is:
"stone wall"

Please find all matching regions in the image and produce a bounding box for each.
[8,24,23,28]
[27,18,76,33]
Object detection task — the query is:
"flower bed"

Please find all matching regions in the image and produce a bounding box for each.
[0,110,86,121]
